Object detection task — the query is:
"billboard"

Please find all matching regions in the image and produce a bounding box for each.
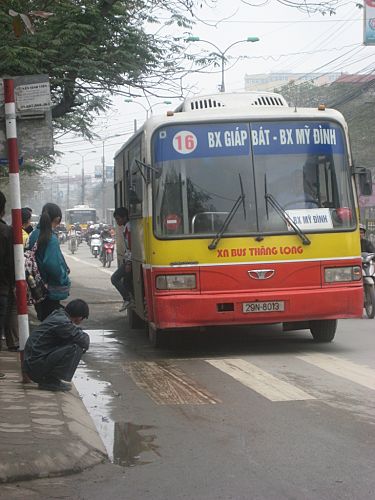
[364,0,375,45]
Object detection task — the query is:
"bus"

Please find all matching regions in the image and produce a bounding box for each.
[114,91,372,346]
[65,205,97,231]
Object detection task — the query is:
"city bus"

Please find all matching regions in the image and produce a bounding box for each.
[65,205,97,231]
[114,91,372,346]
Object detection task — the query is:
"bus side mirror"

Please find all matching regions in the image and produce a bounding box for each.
[357,168,373,196]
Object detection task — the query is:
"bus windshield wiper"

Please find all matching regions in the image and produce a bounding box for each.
[265,193,311,246]
[208,192,245,250]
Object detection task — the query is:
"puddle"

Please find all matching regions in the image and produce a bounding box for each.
[113,422,160,466]
[75,334,159,467]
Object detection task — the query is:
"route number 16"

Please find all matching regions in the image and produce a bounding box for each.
[173,131,197,154]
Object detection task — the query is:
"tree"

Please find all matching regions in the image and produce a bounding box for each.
[0,0,198,140]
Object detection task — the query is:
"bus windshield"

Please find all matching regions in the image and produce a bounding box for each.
[65,208,96,226]
[152,120,355,239]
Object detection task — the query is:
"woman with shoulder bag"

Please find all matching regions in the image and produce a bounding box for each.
[27,203,71,321]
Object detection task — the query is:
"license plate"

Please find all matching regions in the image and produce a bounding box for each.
[242,301,285,313]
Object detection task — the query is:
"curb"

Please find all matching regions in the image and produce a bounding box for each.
[0,371,107,483]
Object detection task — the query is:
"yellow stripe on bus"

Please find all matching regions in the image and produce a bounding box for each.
[140,219,361,266]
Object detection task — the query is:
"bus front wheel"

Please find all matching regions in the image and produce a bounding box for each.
[128,308,145,329]
[148,324,163,348]
[309,319,337,343]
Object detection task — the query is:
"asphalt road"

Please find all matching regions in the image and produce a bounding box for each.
[3,242,375,500]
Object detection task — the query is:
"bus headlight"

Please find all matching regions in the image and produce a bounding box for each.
[156,274,197,290]
[324,266,361,283]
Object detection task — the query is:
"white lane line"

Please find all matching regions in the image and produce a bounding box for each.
[64,253,113,275]
[206,358,315,402]
[297,353,375,391]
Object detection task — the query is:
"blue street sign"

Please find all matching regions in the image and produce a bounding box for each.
[0,157,24,166]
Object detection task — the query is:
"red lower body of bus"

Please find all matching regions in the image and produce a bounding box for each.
[144,259,363,330]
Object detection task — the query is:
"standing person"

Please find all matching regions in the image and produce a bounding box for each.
[111,207,133,311]
[23,299,90,392]
[23,207,34,235]
[27,203,71,321]
[21,207,32,246]
[360,223,375,253]
[0,191,19,352]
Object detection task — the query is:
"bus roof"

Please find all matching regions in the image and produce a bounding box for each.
[65,205,96,211]
[114,91,348,158]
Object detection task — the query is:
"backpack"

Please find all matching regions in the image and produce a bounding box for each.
[24,242,48,304]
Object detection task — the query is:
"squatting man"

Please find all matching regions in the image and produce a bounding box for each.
[23,299,90,392]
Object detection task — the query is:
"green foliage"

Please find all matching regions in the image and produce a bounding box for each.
[0,0,196,139]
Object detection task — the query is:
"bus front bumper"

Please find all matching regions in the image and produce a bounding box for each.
[152,286,363,330]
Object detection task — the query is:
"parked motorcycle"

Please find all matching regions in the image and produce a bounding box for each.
[90,234,101,258]
[362,252,375,319]
[100,237,115,268]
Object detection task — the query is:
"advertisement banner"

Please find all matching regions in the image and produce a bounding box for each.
[364,0,375,45]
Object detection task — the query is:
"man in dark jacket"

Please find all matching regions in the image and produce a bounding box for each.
[0,191,18,352]
[23,299,90,391]
[360,223,375,253]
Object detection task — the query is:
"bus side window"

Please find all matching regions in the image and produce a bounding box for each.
[127,139,143,217]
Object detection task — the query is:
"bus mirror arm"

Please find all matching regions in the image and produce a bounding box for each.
[265,193,311,246]
[134,159,158,184]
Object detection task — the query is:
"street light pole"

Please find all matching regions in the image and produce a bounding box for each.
[187,36,259,92]
[102,140,105,221]
[124,99,172,131]
[67,166,71,210]
[68,150,96,205]
[99,133,129,221]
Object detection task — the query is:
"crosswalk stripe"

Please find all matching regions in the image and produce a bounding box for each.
[206,358,315,402]
[297,353,375,391]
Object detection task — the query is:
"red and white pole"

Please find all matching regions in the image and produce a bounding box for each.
[4,79,29,377]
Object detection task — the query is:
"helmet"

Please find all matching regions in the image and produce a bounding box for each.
[359,223,366,232]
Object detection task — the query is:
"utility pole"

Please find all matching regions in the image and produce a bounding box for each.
[102,140,105,221]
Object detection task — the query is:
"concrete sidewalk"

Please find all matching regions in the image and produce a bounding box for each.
[0,350,107,483]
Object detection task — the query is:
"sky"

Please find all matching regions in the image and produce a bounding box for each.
[56,0,373,177]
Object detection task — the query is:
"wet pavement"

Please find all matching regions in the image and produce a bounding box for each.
[74,330,161,468]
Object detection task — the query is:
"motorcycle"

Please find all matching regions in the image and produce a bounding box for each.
[90,234,102,259]
[100,237,115,268]
[362,252,375,319]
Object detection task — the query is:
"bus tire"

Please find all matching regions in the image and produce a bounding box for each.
[309,319,337,343]
[148,324,163,348]
[128,308,145,329]
[364,285,375,318]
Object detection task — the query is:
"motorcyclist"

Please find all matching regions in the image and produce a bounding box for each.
[99,225,112,261]
[68,226,78,253]
[360,223,375,253]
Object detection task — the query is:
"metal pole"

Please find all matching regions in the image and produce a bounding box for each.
[81,158,85,204]
[102,140,105,221]
[221,54,225,92]
[67,166,70,210]
[4,78,30,382]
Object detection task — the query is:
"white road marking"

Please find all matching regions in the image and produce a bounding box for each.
[297,353,375,391]
[206,358,315,402]
[64,253,113,275]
